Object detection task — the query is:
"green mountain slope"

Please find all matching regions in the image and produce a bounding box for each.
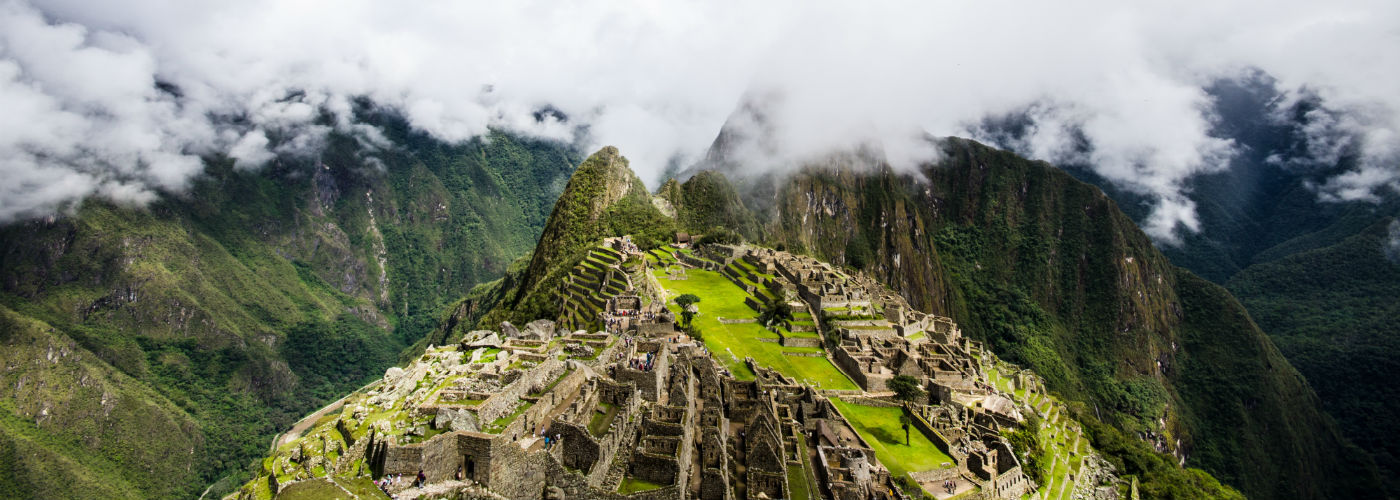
[474,146,675,329]
[0,120,577,498]
[1225,219,1400,480]
[1048,77,1400,490]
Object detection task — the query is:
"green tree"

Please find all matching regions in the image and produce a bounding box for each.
[758,300,794,328]
[889,374,924,405]
[675,294,701,327]
[889,375,924,445]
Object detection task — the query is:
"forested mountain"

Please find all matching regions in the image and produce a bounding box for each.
[1051,77,1400,490]
[0,109,579,499]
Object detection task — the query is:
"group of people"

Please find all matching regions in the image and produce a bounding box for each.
[541,428,562,450]
[375,470,428,497]
[628,350,657,372]
[941,479,958,494]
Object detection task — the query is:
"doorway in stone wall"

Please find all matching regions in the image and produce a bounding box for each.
[463,455,475,481]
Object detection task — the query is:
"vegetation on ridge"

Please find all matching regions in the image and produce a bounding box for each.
[0,115,577,498]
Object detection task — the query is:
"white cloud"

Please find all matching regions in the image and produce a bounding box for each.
[0,0,1397,243]
[1386,219,1400,264]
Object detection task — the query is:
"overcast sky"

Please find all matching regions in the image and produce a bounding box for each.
[2,0,1397,243]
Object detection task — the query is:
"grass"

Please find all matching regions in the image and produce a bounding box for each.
[274,477,391,499]
[651,268,857,390]
[618,476,665,494]
[589,402,618,437]
[482,401,535,434]
[830,399,953,485]
[789,432,819,500]
[787,462,811,500]
[471,347,502,363]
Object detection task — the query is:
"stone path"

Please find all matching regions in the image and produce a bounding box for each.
[392,479,508,500]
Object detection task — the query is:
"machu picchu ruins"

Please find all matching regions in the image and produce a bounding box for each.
[237,236,1122,500]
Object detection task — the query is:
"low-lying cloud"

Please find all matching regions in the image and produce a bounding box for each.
[2,0,1398,244]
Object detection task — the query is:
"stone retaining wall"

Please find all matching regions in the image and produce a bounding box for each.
[471,356,567,425]
[778,334,822,348]
[543,457,683,500]
[716,317,756,324]
[909,467,960,483]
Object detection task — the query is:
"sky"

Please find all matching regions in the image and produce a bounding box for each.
[1,0,1398,244]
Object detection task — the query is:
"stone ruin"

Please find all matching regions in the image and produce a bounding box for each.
[244,243,1113,500]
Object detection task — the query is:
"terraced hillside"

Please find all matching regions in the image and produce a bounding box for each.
[556,245,633,332]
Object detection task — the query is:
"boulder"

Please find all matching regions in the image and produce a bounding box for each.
[460,330,501,349]
[433,408,479,433]
[383,366,405,384]
[524,319,557,340]
[500,321,521,338]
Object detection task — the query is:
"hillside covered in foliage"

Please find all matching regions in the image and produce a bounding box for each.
[0,110,579,498]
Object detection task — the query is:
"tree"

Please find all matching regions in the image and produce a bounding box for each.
[759,300,794,329]
[888,374,924,446]
[675,294,701,327]
[889,374,924,405]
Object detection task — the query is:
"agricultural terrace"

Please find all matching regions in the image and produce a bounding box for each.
[986,361,1089,500]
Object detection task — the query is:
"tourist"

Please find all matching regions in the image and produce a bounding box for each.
[416,469,426,488]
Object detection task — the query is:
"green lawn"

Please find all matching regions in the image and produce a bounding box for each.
[618,477,665,494]
[653,268,856,390]
[830,399,954,483]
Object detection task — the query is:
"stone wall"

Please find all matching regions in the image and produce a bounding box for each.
[778,332,822,348]
[555,421,601,473]
[579,379,643,487]
[484,434,553,500]
[992,465,1029,499]
[635,321,676,337]
[542,458,683,500]
[908,467,959,484]
[615,345,669,402]
[630,451,679,486]
[468,356,567,426]
[908,407,959,467]
[380,445,423,476]
[831,347,874,391]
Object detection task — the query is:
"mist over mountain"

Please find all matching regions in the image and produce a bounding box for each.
[4,0,1400,245]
